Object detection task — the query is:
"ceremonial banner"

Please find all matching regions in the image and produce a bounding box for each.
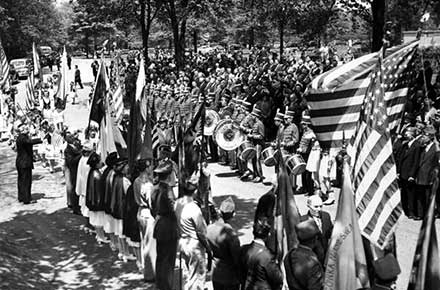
[32,42,41,78]
[0,38,9,88]
[88,60,109,125]
[112,85,124,124]
[324,161,369,290]
[407,181,440,290]
[55,47,68,105]
[128,59,151,173]
[348,46,412,249]
[24,76,35,111]
[306,41,419,151]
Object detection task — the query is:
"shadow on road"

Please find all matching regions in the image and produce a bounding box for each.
[0,208,156,290]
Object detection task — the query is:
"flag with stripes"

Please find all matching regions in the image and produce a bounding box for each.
[0,38,9,88]
[305,41,419,151]
[24,76,35,111]
[112,85,124,124]
[348,44,418,249]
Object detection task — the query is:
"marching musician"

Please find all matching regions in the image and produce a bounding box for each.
[282,108,300,154]
[239,100,254,181]
[248,106,265,183]
[297,111,315,196]
[218,90,234,166]
[230,99,245,173]
[155,116,173,157]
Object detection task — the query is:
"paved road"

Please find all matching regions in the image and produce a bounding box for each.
[2,57,440,289]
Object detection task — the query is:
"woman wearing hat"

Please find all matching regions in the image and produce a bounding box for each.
[76,140,94,219]
[85,152,107,244]
[110,159,133,261]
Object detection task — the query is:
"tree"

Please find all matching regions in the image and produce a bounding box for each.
[139,0,162,64]
[160,0,233,70]
[0,0,66,58]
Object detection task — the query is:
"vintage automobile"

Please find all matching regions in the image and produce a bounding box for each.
[9,58,32,79]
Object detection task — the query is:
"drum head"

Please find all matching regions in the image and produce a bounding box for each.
[262,147,276,167]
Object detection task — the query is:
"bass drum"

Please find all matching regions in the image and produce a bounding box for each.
[261,146,276,167]
[238,141,256,161]
[284,154,306,176]
[213,119,244,151]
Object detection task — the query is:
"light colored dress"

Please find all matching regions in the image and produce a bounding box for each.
[133,175,156,280]
[76,155,91,217]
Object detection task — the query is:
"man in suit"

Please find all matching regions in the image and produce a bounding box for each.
[284,219,324,290]
[15,123,42,204]
[415,125,439,219]
[301,195,333,266]
[240,217,283,290]
[150,161,178,290]
[207,197,241,290]
[398,127,423,219]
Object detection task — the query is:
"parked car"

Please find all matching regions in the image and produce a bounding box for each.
[9,58,31,79]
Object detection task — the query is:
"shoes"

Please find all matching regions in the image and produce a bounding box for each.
[218,161,227,166]
[252,177,262,183]
[23,200,37,205]
[240,171,251,181]
[413,216,422,221]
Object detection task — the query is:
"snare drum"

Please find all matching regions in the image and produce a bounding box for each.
[262,146,276,167]
[285,154,306,175]
[238,141,256,161]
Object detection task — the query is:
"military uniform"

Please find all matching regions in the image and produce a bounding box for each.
[249,111,265,182]
[151,162,178,290]
[239,102,254,179]
[282,122,300,154]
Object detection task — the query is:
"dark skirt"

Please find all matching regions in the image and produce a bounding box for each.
[123,185,140,243]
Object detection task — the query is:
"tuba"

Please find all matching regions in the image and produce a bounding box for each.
[213,119,245,151]
[204,109,220,136]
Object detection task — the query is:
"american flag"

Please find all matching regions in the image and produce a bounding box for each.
[349,43,418,249]
[305,41,419,151]
[0,39,10,88]
[112,85,124,124]
[24,76,35,111]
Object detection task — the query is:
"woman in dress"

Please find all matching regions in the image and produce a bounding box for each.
[85,152,107,243]
[133,159,156,280]
[110,159,132,261]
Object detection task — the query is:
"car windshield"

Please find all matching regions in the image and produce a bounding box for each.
[11,60,26,67]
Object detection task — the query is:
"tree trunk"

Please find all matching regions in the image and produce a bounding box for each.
[371,0,385,52]
[193,29,197,54]
[279,19,284,63]
[168,0,185,70]
[249,27,254,48]
[140,0,148,65]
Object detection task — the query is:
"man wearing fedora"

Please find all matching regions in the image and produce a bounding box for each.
[15,123,42,204]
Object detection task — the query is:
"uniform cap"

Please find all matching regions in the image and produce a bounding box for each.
[220,197,235,214]
[251,105,263,118]
[301,111,312,125]
[158,144,172,155]
[295,219,319,242]
[373,253,401,281]
[153,160,173,175]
